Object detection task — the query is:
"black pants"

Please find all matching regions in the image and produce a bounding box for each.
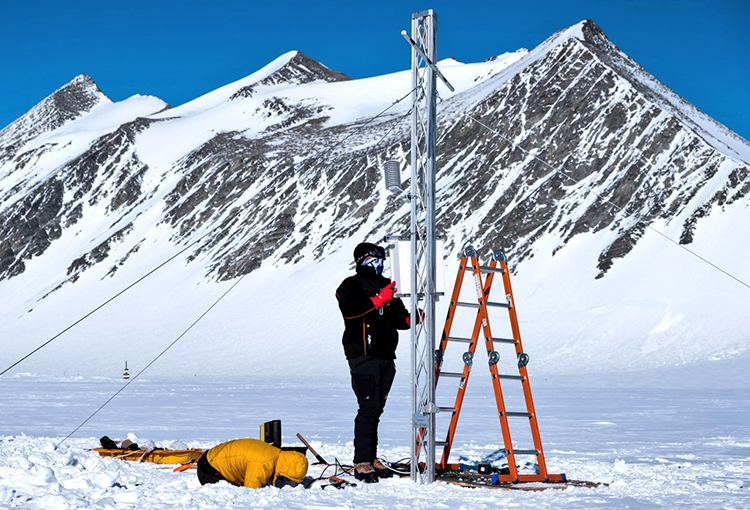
[348,356,396,464]
[197,451,224,485]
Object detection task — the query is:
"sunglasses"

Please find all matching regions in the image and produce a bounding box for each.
[356,246,386,264]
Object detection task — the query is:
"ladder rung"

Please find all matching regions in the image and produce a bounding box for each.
[494,337,518,344]
[505,412,532,417]
[447,336,473,343]
[468,265,505,274]
[439,371,464,378]
[510,449,539,456]
[438,406,456,413]
[486,301,510,308]
[435,441,449,447]
[455,301,510,309]
[497,374,524,381]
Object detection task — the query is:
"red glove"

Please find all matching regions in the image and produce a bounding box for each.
[371,281,396,308]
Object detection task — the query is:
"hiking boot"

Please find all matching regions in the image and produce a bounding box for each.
[354,462,379,483]
[373,459,393,478]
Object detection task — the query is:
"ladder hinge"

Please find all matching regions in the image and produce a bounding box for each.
[491,249,507,263]
[462,245,478,258]
[517,352,529,368]
[488,350,499,366]
[434,349,444,368]
[462,351,474,366]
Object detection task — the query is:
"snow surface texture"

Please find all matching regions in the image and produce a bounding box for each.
[1,378,748,509]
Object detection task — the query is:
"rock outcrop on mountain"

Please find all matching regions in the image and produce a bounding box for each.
[1,25,748,286]
[427,20,750,276]
[0,75,108,151]
[229,51,351,100]
[0,24,749,379]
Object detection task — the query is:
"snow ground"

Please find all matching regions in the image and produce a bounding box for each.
[1,374,748,509]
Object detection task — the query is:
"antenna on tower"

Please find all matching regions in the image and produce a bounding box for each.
[123,361,130,380]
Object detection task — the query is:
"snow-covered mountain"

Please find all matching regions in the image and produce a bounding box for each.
[1,21,748,380]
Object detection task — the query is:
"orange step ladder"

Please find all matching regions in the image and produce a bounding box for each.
[434,245,564,483]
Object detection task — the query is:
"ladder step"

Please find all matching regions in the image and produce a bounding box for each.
[439,371,464,378]
[447,336,473,343]
[505,412,532,417]
[486,301,510,308]
[495,337,518,344]
[510,449,539,456]
[497,374,524,381]
[468,265,505,274]
[455,301,510,309]
[438,406,456,413]
[435,441,449,447]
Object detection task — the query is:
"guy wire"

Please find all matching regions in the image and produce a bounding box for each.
[465,113,750,292]
[0,88,417,378]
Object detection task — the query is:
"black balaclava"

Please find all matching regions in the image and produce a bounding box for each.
[354,242,386,277]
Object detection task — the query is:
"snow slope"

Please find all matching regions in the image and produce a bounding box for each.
[0,20,748,382]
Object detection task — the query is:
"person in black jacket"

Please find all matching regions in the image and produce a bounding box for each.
[336,242,411,483]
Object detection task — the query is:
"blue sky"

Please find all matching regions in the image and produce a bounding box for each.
[1,0,748,139]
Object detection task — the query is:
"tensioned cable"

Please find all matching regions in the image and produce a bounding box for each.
[304,87,415,164]
[465,113,750,292]
[0,241,201,377]
[55,273,248,448]
[53,95,417,446]
[292,94,415,228]
[1,88,417,378]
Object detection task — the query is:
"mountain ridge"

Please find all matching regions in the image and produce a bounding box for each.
[0,74,109,149]
[0,20,748,379]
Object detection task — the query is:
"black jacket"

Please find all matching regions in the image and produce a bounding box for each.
[336,265,410,360]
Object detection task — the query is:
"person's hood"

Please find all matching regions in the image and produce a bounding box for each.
[353,242,386,264]
[275,451,308,484]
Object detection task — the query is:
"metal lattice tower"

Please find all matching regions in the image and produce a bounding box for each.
[407,9,439,484]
